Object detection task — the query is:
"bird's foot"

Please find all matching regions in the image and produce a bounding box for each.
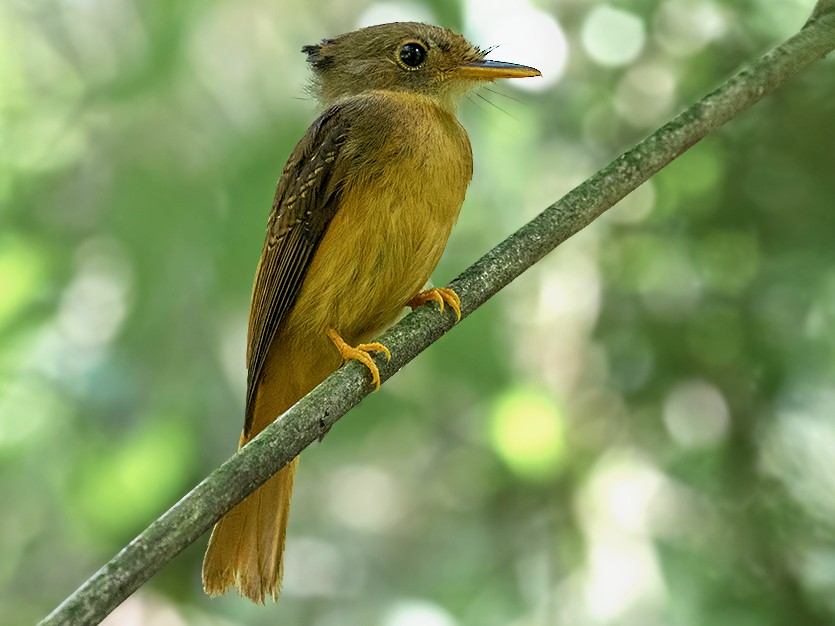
[408,287,461,322]
[327,328,391,390]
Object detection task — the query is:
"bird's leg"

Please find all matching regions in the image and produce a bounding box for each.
[408,287,462,322]
[326,328,391,390]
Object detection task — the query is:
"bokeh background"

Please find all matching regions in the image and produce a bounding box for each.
[3,0,835,624]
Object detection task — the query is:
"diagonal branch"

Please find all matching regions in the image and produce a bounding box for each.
[40,5,835,625]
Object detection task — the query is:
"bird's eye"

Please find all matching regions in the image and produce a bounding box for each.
[399,42,427,69]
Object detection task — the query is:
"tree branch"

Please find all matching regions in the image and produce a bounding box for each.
[40,6,835,626]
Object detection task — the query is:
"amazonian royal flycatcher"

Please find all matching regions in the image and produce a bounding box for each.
[202,21,540,603]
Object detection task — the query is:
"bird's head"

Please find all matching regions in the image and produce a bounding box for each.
[302,22,540,111]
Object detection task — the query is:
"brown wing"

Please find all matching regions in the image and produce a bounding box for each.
[244,105,351,436]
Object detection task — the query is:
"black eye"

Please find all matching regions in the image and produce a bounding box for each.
[399,42,427,68]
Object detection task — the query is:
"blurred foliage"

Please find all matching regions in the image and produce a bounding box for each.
[2,0,835,625]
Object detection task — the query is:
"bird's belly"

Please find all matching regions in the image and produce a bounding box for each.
[283,176,463,347]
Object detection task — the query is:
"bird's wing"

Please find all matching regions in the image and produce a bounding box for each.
[244,105,351,436]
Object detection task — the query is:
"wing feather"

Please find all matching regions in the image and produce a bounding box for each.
[243,106,351,435]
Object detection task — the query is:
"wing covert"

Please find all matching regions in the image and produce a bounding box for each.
[244,105,351,435]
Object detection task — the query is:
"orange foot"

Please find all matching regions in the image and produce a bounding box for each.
[408,287,462,322]
[327,328,391,391]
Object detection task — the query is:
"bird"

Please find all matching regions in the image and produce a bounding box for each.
[201,21,540,603]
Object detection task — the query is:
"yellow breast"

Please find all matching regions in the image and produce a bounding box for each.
[284,90,473,346]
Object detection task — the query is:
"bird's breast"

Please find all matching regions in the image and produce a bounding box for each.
[285,97,473,345]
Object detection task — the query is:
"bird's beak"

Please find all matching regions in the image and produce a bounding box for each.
[455,59,541,81]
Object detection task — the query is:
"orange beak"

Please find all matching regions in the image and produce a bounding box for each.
[455,59,541,80]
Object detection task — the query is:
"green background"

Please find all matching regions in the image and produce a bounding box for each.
[2,0,835,624]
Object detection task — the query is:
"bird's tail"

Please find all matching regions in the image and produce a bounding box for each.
[202,454,298,603]
[202,332,337,602]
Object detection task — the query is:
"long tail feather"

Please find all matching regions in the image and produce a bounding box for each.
[202,457,298,603]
